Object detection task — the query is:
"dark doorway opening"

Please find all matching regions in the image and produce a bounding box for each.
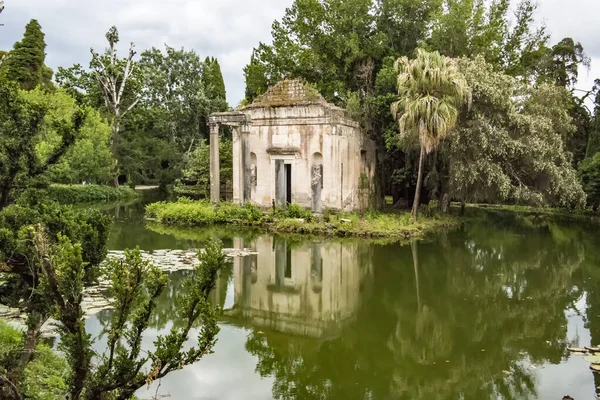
[285,164,292,204]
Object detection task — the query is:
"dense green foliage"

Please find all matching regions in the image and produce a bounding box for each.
[0,79,82,208]
[21,88,114,184]
[449,57,586,208]
[177,139,233,197]
[579,153,600,210]
[0,320,68,400]
[56,32,229,187]
[3,19,53,91]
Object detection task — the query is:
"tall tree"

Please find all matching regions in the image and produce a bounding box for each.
[90,26,141,187]
[5,19,52,91]
[391,49,470,220]
[449,56,586,209]
[139,46,227,151]
[203,56,227,100]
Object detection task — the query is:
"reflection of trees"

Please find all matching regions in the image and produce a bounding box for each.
[245,213,586,400]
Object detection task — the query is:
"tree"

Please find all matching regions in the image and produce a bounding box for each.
[391,49,470,220]
[139,46,227,151]
[541,38,590,89]
[90,26,141,187]
[4,19,53,91]
[579,152,600,210]
[448,56,586,209]
[178,139,233,196]
[203,56,227,101]
[26,236,225,400]
[21,88,113,184]
[0,79,83,209]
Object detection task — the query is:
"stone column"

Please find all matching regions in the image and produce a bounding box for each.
[209,123,220,205]
[232,125,244,205]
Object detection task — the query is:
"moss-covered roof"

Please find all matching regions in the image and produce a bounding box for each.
[244,79,329,109]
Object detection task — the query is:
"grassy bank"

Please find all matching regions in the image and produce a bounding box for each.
[145,198,458,239]
[0,320,68,399]
[460,202,600,221]
[46,184,140,204]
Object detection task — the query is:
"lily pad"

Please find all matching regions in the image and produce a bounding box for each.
[584,355,600,364]
[586,346,600,352]
[567,347,587,353]
[590,364,600,372]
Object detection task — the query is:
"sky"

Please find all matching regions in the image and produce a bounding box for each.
[0,0,599,107]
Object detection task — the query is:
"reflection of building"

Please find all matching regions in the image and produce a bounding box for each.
[208,79,377,212]
[226,236,372,338]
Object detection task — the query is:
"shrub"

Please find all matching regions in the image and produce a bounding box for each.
[0,320,69,400]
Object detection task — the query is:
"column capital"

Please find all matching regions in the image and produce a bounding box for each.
[209,122,220,135]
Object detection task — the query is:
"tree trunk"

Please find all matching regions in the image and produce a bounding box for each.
[112,123,120,188]
[411,240,421,311]
[412,145,425,221]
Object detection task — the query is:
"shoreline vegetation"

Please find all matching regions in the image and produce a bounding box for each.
[145,198,459,240]
[46,184,140,204]
[461,203,600,221]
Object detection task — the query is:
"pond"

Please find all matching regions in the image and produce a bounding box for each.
[87,197,600,400]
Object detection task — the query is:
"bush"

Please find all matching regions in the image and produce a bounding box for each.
[45,184,139,204]
[146,199,263,226]
[0,320,69,400]
[281,204,313,221]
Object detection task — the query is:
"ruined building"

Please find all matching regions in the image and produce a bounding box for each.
[208,79,377,212]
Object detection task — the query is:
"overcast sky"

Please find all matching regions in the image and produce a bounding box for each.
[0,0,598,106]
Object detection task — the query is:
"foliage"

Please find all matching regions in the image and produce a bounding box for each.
[178,139,233,195]
[0,320,68,400]
[146,199,263,226]
[45,184,139,204]
[203,56,227,101]
[391,49,470,220]
[139,46,228,153]
[579,152,600,210]
[448,56,586,209]
[21,230,225,400]
[20,88,114,184]
[0,78,85,209]
[4,19,54,91]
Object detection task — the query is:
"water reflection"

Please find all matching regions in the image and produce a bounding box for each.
[226,236,373,338]
[86,204,600,399]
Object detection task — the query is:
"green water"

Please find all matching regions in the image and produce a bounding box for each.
[87,199,600,400]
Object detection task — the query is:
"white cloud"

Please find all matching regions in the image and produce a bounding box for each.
[0,0,598,106]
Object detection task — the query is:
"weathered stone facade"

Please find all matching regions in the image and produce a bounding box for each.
[209,79,377,212]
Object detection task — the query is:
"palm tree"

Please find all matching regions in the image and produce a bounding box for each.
[391,49,470,221]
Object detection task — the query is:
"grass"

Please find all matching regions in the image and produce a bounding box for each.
[145,198,459,239]
[0,320,69,400]
[46,184,140,204]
